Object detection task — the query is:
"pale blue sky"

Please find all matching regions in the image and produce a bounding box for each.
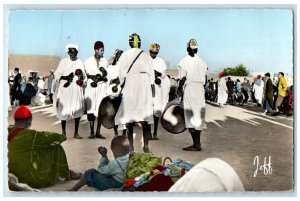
[8,9,294,74]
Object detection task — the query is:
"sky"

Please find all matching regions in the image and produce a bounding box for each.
[8,9,294,75]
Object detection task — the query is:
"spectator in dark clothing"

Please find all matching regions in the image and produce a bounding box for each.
[263,73,274,114]
[209,78,214,91]
[11,68,22,105]
[241,78,251,102]
[226,77,235,95]
[272,77,279,110]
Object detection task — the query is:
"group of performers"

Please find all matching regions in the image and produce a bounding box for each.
[52,33,207,153]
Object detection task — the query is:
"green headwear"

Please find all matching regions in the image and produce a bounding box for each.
[129,33,141,48]
[187,39,198,49]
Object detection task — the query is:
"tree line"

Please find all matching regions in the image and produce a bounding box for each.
[223,64,249,76]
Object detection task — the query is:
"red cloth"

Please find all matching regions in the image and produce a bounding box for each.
[8,127,25,142]
[136,174,174,192]
[14,105,32,120]
[124,179,136,188]
[288,91,294,110]
[219,71,224,78]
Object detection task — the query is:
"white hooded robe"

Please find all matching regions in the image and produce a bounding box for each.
[53,58,85,120]
[178,54,207,130]
[115,48,154,129]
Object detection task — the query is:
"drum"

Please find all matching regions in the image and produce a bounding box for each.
[98,95,122,129]
[161,98,186,134]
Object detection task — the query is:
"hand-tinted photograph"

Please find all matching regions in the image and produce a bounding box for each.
[4,5,294,195]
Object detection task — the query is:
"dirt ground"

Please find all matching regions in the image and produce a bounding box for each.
[5,100,294,194]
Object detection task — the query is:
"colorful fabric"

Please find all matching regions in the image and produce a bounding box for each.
[122,158,194,192]
[278,77,288,97]
[219,71,224,78]
[187,39,198,49]
[288,88,294,110]
[7,127,70,188]
[128,33,141,48]
[14,105,32,120]
[163,158,194,182]
[149,43,160,53]
[7,127,24,142]
[125,152,162,180]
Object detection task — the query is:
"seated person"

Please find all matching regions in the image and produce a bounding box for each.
[68,136,129,191]
[8,105,81,190]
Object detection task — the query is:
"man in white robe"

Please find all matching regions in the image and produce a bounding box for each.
[161,75,171,108]
[52,44,85,139]
[148,43,170,140]
[106,49,127,136]
[115,33,155,153]
[106,49,123,97]
[177,39,207,151]
[217,72,228,108]
[84,41,108,139]
[253,75,265,107]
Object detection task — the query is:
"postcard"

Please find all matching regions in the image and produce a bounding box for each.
[3,4,295,197]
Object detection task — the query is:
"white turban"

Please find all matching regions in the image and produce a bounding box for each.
[65,44,79,53]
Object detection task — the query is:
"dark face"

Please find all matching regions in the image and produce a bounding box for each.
[95,47,104,58]
[28,118,32,128]
[187,47,198,57]
[68,48,78,61]
[150,51,158,59]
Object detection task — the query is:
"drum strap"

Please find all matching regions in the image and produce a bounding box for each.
[119,50,143,94]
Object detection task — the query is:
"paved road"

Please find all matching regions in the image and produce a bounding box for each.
[6,101,294,192]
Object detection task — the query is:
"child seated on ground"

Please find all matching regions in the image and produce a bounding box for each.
[68,136,130,191]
